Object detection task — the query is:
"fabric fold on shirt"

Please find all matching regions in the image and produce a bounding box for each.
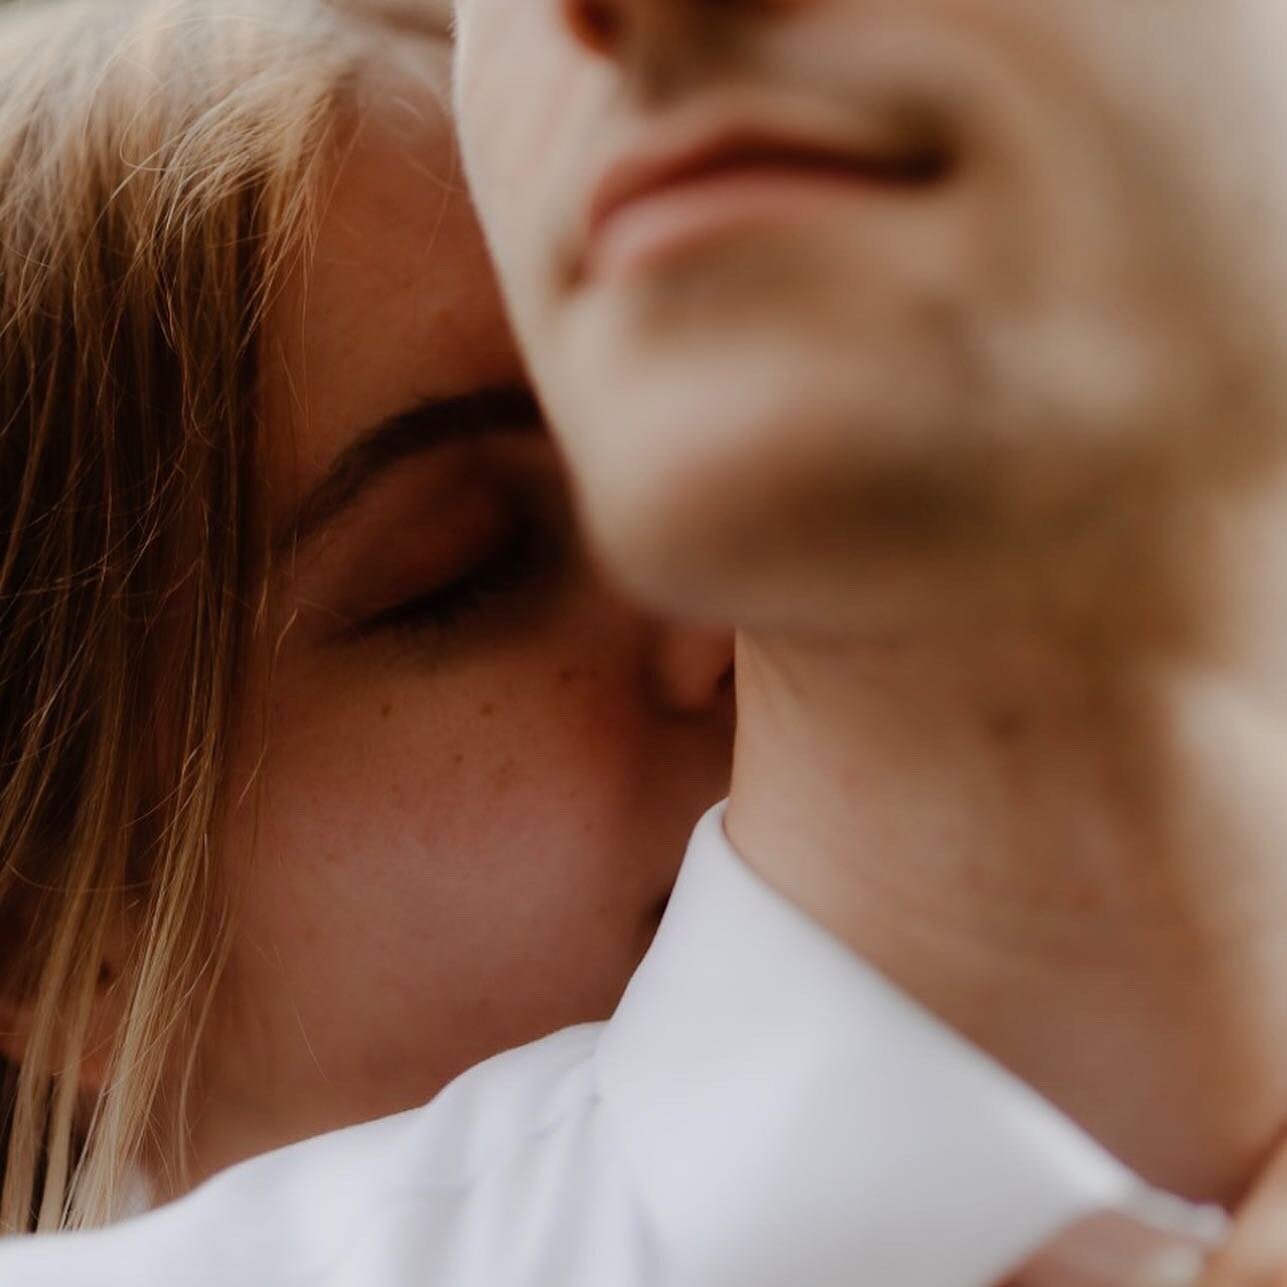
[597,805,1225,1287]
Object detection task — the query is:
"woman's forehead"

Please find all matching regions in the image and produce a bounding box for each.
[263,40,518,509]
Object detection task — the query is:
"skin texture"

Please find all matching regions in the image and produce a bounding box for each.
[453,0,1287,1258]
[164,28,734,1192]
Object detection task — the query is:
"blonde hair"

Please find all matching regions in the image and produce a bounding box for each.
[0,0,379,1232]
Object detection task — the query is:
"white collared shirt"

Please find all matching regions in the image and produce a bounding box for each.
[0,805,1225,1286]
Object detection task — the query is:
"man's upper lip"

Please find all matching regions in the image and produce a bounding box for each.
[584,117,948,243]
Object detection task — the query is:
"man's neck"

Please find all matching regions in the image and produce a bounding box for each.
[726,477,1287,1205]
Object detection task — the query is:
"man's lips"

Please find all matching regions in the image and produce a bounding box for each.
[580,123,952,280]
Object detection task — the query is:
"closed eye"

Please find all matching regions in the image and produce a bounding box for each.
[354,515,550,640]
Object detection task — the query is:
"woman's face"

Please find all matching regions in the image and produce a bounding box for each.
[182,31,733,1186]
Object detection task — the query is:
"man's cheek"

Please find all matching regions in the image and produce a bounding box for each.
[457,30,540,207]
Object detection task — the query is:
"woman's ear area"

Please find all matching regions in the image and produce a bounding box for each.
[0,919,132,1094]
[76,951,130,1093]
[646,623,736,718]
[0,992,32,1070]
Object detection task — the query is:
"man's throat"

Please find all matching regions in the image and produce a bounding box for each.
[726,624,1287,1206]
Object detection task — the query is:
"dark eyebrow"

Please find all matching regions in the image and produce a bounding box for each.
[275,385,543,555]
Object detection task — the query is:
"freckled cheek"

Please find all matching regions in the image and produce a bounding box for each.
[210,690,675,1098]
[222,645,667,939]
[386,688,652,867]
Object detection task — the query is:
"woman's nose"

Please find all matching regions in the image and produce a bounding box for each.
[560,0,625,54]
[646,624,735,718]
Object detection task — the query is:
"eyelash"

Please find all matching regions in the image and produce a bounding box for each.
[360,517,549,640]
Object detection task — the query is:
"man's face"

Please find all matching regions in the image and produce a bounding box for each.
[456,0,1287,628]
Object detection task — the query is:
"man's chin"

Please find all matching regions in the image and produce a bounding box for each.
[562,386,991,635]
[556,362,1209,639]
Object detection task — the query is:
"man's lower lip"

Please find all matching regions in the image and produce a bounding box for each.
[584,164,918,281]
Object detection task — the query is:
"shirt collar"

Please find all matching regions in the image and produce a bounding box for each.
[596,804,1226,1287]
